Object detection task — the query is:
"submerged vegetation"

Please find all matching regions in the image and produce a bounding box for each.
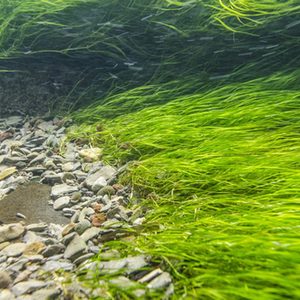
[1,0,299,299]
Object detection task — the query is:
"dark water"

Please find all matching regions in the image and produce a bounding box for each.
[0,183,68,225]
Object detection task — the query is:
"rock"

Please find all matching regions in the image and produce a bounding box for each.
[91,177,107,192]
[0,271,12,289]
[53,196,70,210]
[22,231,42,244]
[4,116,23,127]
[73,253,94,266]
[26,136,47,147]
[6,258,29,273]
[0,289,15,300]
[64,235,87,261]
[23,242,46,256]
[51,184,78,199]
[0,242,10,251]
[14,270,32,284]
[28,153,46,166]
[0,223,25,243]
[80,227,101,242]
[61,232,77,246]
[126,255,148,273]
[85,172,105,189]
[1,243,26,257]
[30,287,61,300]
[147,272,172,289]
[109,276,137,289]
[91,213,107,227]
[42,244,65,257]
[74,220,91,235]
[99,249,120,261]
[0,167,17,181]
[98,259,127,274]
[70,192,81,204]
[42,260,74,272]
[62,223,76,237]
[12,280,47,296]
[62,162,81,172]
[43,159,56,170]
[46,135,59,148]
[78,148,102,162]
[97,185,115,196]
[41,173,62,185]
[26,223,47,232]
[26,166,46,175]
[138,268,163,283]
[2,156,27,165]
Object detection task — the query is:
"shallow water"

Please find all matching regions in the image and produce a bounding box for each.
[0,183,69,225]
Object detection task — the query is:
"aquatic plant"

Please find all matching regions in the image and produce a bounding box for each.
[1,0,299,298]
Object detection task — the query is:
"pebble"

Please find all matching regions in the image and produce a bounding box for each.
[0,271,12,289]
[12,280,47,296]
[147,272,172,289]
[0,223,25,243]
[53,196,70,210]
[80,227,101,242]
[51,184,78,199]
[74,220,91,235]
[64,235,87,261]
[1,243,27,257]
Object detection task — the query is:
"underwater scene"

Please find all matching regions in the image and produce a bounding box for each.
[0,0,299,299]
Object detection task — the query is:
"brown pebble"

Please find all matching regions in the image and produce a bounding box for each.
[62,223,76,237]
[91,203,102,213]
[91,213,107,227]
[23,242,46,256]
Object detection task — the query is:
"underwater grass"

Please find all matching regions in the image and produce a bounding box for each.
[71,71,300,299]
[1,0,299,298]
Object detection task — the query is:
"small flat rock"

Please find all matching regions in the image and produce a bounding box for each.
[79,148,102,162]
[91,176,107,192]
[62,223,76,236]
[139,268,163,283]
[62,162,81,172]
[0,223,25,243]
[0,242,10,251]
[80,227,101,242]
[147,272,172,289]
[12,280,47,296]
[99,259,127,274]
[0,271,12,289]
[1,243,26,257]
[41,174,62,185]
[74,220,91,235]
[0,289,15,300]
[26,223,47,232]
[126,255,148,273]
[73,253,94,266]
[64,235,87,260]
[109,276,137,289]
[0,167,17,181]
[42,260,74,272]
[42,244,65,257]
[23,242,46,256]
[85,166,115,188]
[53,196,70,210]
[31,288,61,300]
[4,116,23,127]
[51,184,78,199]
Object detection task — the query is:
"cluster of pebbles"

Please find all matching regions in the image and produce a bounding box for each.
[0,116,173,299]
